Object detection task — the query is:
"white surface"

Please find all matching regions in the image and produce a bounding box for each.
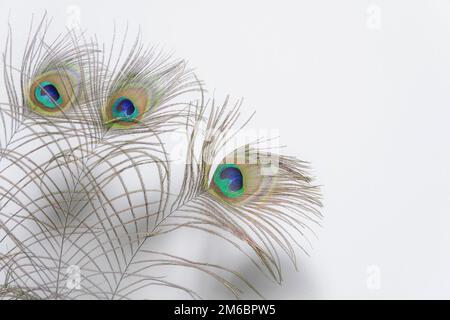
[1,0,450,299]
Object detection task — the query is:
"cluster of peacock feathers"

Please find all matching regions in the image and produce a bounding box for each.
[0,16,323,300]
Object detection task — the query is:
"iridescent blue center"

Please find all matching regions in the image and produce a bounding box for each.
[213,164,244,198]
[112,97,138,122]
[35,81,62,108]
[220,167,243,191]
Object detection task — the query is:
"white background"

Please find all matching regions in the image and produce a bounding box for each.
[1,0,450,299]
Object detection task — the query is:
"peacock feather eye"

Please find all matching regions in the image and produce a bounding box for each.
[208,151,276,204]
[213,164,245,199]
[111,97,139,122]
[34,81,62,108]
[102,87,151,129]
[27,69,80,115]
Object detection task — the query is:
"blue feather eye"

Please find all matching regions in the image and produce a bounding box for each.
[27,70,80,115]
[209,151,274,204]
[213,164,244,198]
[34,81,62,108]
[112,97,139,122]
[102,87,150,128]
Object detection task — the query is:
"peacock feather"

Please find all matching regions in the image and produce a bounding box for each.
[0,15,323,300]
